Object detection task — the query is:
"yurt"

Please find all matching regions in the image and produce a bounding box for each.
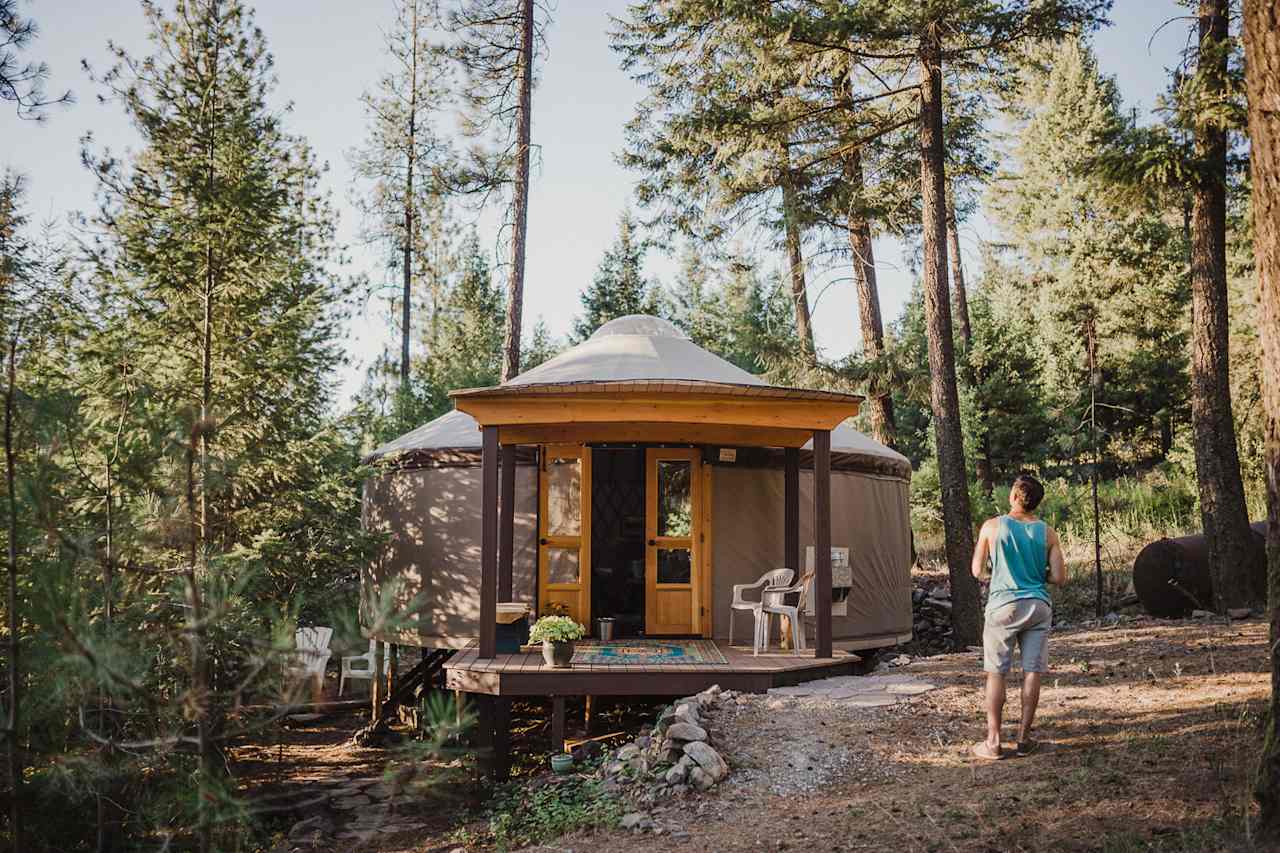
[361,315,913,655]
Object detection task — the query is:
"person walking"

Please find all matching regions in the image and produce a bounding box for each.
[970,474,1066,760]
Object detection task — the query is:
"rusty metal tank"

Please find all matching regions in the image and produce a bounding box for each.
[1132,521,1267,617]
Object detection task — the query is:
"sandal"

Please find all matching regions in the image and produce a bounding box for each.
[1015,739,1038,756]
[971,741,1003,761]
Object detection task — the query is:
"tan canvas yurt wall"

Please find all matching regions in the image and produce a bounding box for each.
[361,410,539,648]
[709,466,912,649]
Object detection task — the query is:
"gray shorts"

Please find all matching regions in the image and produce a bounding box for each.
[983,598,1052,674]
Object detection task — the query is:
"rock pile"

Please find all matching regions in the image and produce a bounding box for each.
[604,685,731,800]
[909,581,955,655]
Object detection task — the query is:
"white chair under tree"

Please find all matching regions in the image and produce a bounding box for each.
[761,570,816,653]
[729,568,794,656]
[340,638,378,696]
[289,626,333,689]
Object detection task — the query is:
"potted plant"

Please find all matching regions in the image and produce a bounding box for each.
[529,615,585,668]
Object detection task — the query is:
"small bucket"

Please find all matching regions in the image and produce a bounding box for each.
[595,617,616,642]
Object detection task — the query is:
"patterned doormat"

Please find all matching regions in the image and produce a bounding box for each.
[571,639,728,666]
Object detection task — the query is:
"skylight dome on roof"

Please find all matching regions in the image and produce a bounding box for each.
[589,314,689,340]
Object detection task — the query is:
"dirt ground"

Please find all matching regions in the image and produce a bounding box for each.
[236,615,1274,852]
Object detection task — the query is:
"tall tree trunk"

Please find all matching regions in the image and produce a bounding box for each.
[845,149,896,447]
[1245,0,1280,829]
[401,0,418,396]
[5,337,21,851]
[947,186,993,495]
[1190,0,1256,612]
[946,189,972,348]
[780,171,814,359]
[500,0,534,383]
[918,26,979,646]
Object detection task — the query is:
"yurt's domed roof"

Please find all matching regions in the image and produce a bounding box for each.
[502,313,763,390]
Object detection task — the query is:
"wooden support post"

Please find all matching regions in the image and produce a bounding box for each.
[371,640,384,718]
[493,698,511,782]
[783,447,800,648]
[480,426,499,659]
[454,688,464,729]
[551,695,566,754]
[499,445,517,602]
[813,429,833,658]
[784,447,800,573]
[387,643,398,699]
[584,695,596,733]
[476,695,496,775]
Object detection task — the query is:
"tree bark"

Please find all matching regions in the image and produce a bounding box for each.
[1190,0,1257,612]
[845,149,896,448]
[780,171,814,359]
[946,188,972,348]
[918,27,980,647]
[401,0,418,394]
[5,336,21,851]
[947,185,993,495]
[1244,0,1280,829]
[500,0,535,383]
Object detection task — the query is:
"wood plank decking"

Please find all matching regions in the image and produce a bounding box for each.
[444,641,860,697]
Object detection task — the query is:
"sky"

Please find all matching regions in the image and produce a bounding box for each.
[1,0,1194,405]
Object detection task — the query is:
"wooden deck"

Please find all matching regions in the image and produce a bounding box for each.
[444,641,861,697]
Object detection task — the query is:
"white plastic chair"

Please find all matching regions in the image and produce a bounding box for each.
[729,568,794,656]
[339,638,377,696]
[289,626,333,687]
[762,570,816,653]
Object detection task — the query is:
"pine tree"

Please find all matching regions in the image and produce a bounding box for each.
[0,0,70,119]
[1245,0,1280,829]
[572,210,663,340]
[448,0,548,381]
[350,0,453,408]
[1185,0,1256,611]
[79,3,356,844]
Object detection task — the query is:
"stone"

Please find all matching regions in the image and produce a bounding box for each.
[683,741,728,781]
[288,816,331,839]
[840,693,897,708]
[331,795,372,810]
[621,812,652,831]
[768,685,815,697]
[665,722,707,742]
[665,761,689,785]
[617,744,641,761]
[674,703,701,724]
[1192,609,1213,619]
[636,735,652,749]
[884,681,937,695]
[1228,608,1252,620]
[606,761,625,776]
[689,766,715,790]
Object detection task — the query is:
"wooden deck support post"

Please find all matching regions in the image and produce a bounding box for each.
[784,447,800,573]
[584,695,596,733]
[551,695,566,754]
[499,445,517,601]
[813,429,833,658]
[493,698,511,781]
[479,426,499,659]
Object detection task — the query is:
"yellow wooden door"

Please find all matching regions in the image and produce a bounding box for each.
[538,445,591,626]
[645,447,702,635]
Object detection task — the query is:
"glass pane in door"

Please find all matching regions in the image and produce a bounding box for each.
[656,547,692,584]
[547,455,581,535]
[546,547,580,585]
[657,460,692,537]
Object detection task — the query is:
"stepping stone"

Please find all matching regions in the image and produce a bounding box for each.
[836,692,898,707]
[886,682,937,695]
[768,686,817,697]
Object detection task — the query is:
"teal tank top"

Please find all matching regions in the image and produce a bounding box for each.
[985,515,1052,614]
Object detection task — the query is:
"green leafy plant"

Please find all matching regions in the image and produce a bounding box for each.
[486,775,622,850]
[528,615,586,643]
